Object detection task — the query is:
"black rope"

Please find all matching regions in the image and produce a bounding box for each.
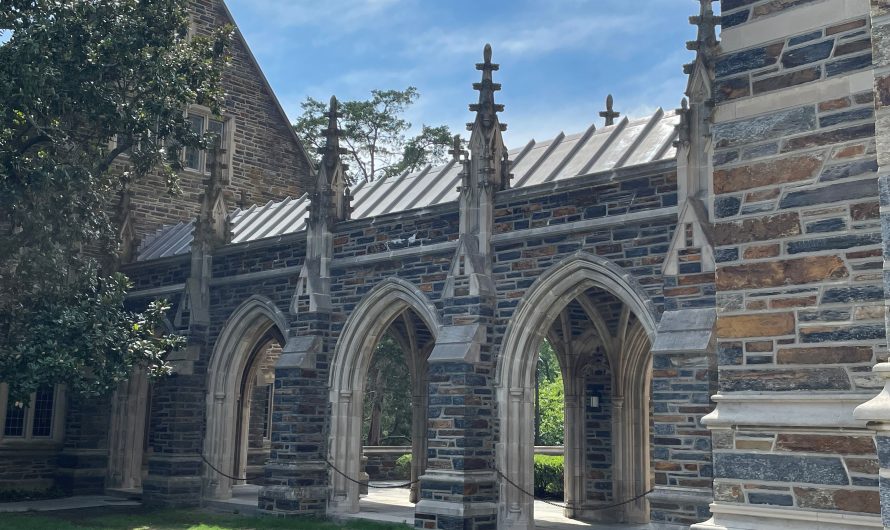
[494,467,653,511]
[325,458,421,489]
[203,452,652,511]
[201,453,265,482]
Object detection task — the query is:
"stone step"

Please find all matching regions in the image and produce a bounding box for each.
[103,488,142,501]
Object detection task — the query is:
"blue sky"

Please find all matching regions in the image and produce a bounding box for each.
[226,0,703,147]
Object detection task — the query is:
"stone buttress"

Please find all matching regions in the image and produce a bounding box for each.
[697,0,883,528]
[259,97,351,516]
[414,44,508,530]
[855,3,890,530]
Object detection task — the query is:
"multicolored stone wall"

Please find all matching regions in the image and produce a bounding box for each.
[126,0,308,244]
[699,0,884,527]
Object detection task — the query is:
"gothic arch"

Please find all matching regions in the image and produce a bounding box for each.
[496,252,657,529]
[204,295,288,499]
[328,277,441,514]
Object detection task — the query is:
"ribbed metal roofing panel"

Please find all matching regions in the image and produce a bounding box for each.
[137,221,195,262]
[136,111,679,261]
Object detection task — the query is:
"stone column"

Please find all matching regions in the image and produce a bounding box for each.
[852,3,890,528]
[416,323,499,530]
[258,322,331,517]
[854,363,890,530]
[260,96,349,517]
[141,334,207,506]
[106,367,149,492]
[563,373,586,520]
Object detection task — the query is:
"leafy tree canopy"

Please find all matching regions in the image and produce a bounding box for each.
[363,334,412,446]
[293,87,455,183]
[0,0,232,403]
[536,339,565,446]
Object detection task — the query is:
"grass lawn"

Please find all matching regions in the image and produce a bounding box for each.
[0,508,412,530]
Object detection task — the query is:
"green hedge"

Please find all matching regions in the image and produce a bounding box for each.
[394,453,564,499]
[395,453,412,479]
[533,454,564,499]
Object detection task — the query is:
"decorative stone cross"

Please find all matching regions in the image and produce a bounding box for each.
[599,94,620,126]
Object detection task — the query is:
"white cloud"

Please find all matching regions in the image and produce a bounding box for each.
[403,10,648,66]
[235,0,409,34]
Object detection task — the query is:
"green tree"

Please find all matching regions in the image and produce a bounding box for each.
[363,334,412,446]
[536,339,565,445]
[293,87,455,183]
[0,0,232,403]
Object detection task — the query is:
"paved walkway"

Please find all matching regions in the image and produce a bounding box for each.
[1,484,648,529]
[0,495,140,513]
[341,482,651,530]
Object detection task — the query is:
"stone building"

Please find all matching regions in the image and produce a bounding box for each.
[6,0,890,529]
[0,0,310,498]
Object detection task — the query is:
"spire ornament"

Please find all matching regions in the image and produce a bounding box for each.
[599,94,620,126]
[684,0,720,75]
[444,44,510,299]
[309,96,351,226]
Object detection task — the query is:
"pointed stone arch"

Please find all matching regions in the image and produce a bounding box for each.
[204,295,288,499]
[496,252,657,529]
[328,277,441,514]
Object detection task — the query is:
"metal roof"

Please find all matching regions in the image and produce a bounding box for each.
[136,109,679,261]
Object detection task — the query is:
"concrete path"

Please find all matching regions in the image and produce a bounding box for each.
[0,495,140,513]
[9,483,648,530]
[340,482,651,530]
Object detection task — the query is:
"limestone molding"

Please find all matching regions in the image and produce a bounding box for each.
[203,295,288,499]
[327,277,440,514]
[496,252,657,529]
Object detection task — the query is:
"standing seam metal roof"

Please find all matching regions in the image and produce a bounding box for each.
[136,110,679,261]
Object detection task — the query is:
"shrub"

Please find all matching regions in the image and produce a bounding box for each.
[533,454,564,499]
[395,453,412,479]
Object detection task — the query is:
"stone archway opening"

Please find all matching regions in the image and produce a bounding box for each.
[235,336,282,488]
[203,296,288,501]
[328,279,440,517]
[497,254,656,530]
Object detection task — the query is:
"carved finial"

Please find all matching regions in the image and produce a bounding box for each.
[320,95,346,170]
[449,134,464,162]
[687,0,720,67]
[468,43,505,132]
[674,98,691,148]
[599,94,620,126]
[309,95,350,223]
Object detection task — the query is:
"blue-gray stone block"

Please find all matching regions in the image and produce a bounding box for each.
[826,53,873,77]
[714,106,816,149]
[779,179,877,209]
[714,453,849,485]
[819,107,875,129]
[716,45,781,78]
[748,492,794,506]
[788,31,822,47]
[805,218,846,233]
[782,40,834,68]
[819,158,878,182]
[786,232,881,254]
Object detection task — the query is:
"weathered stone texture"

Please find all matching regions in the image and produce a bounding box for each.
[124,0,309,247]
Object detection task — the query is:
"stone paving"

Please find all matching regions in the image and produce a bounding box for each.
[0,485,651,529]
[0,494,140,513]
[340,483,652,530]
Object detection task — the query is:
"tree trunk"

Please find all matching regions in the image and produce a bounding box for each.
[366,367,385,445]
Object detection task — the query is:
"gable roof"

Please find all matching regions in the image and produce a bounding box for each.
[136,109,680,261]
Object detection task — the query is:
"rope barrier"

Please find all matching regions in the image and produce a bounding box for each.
[201,453,265,482]
[325,458,422,489]
[494,467,654,512]
[203,452,653,511]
